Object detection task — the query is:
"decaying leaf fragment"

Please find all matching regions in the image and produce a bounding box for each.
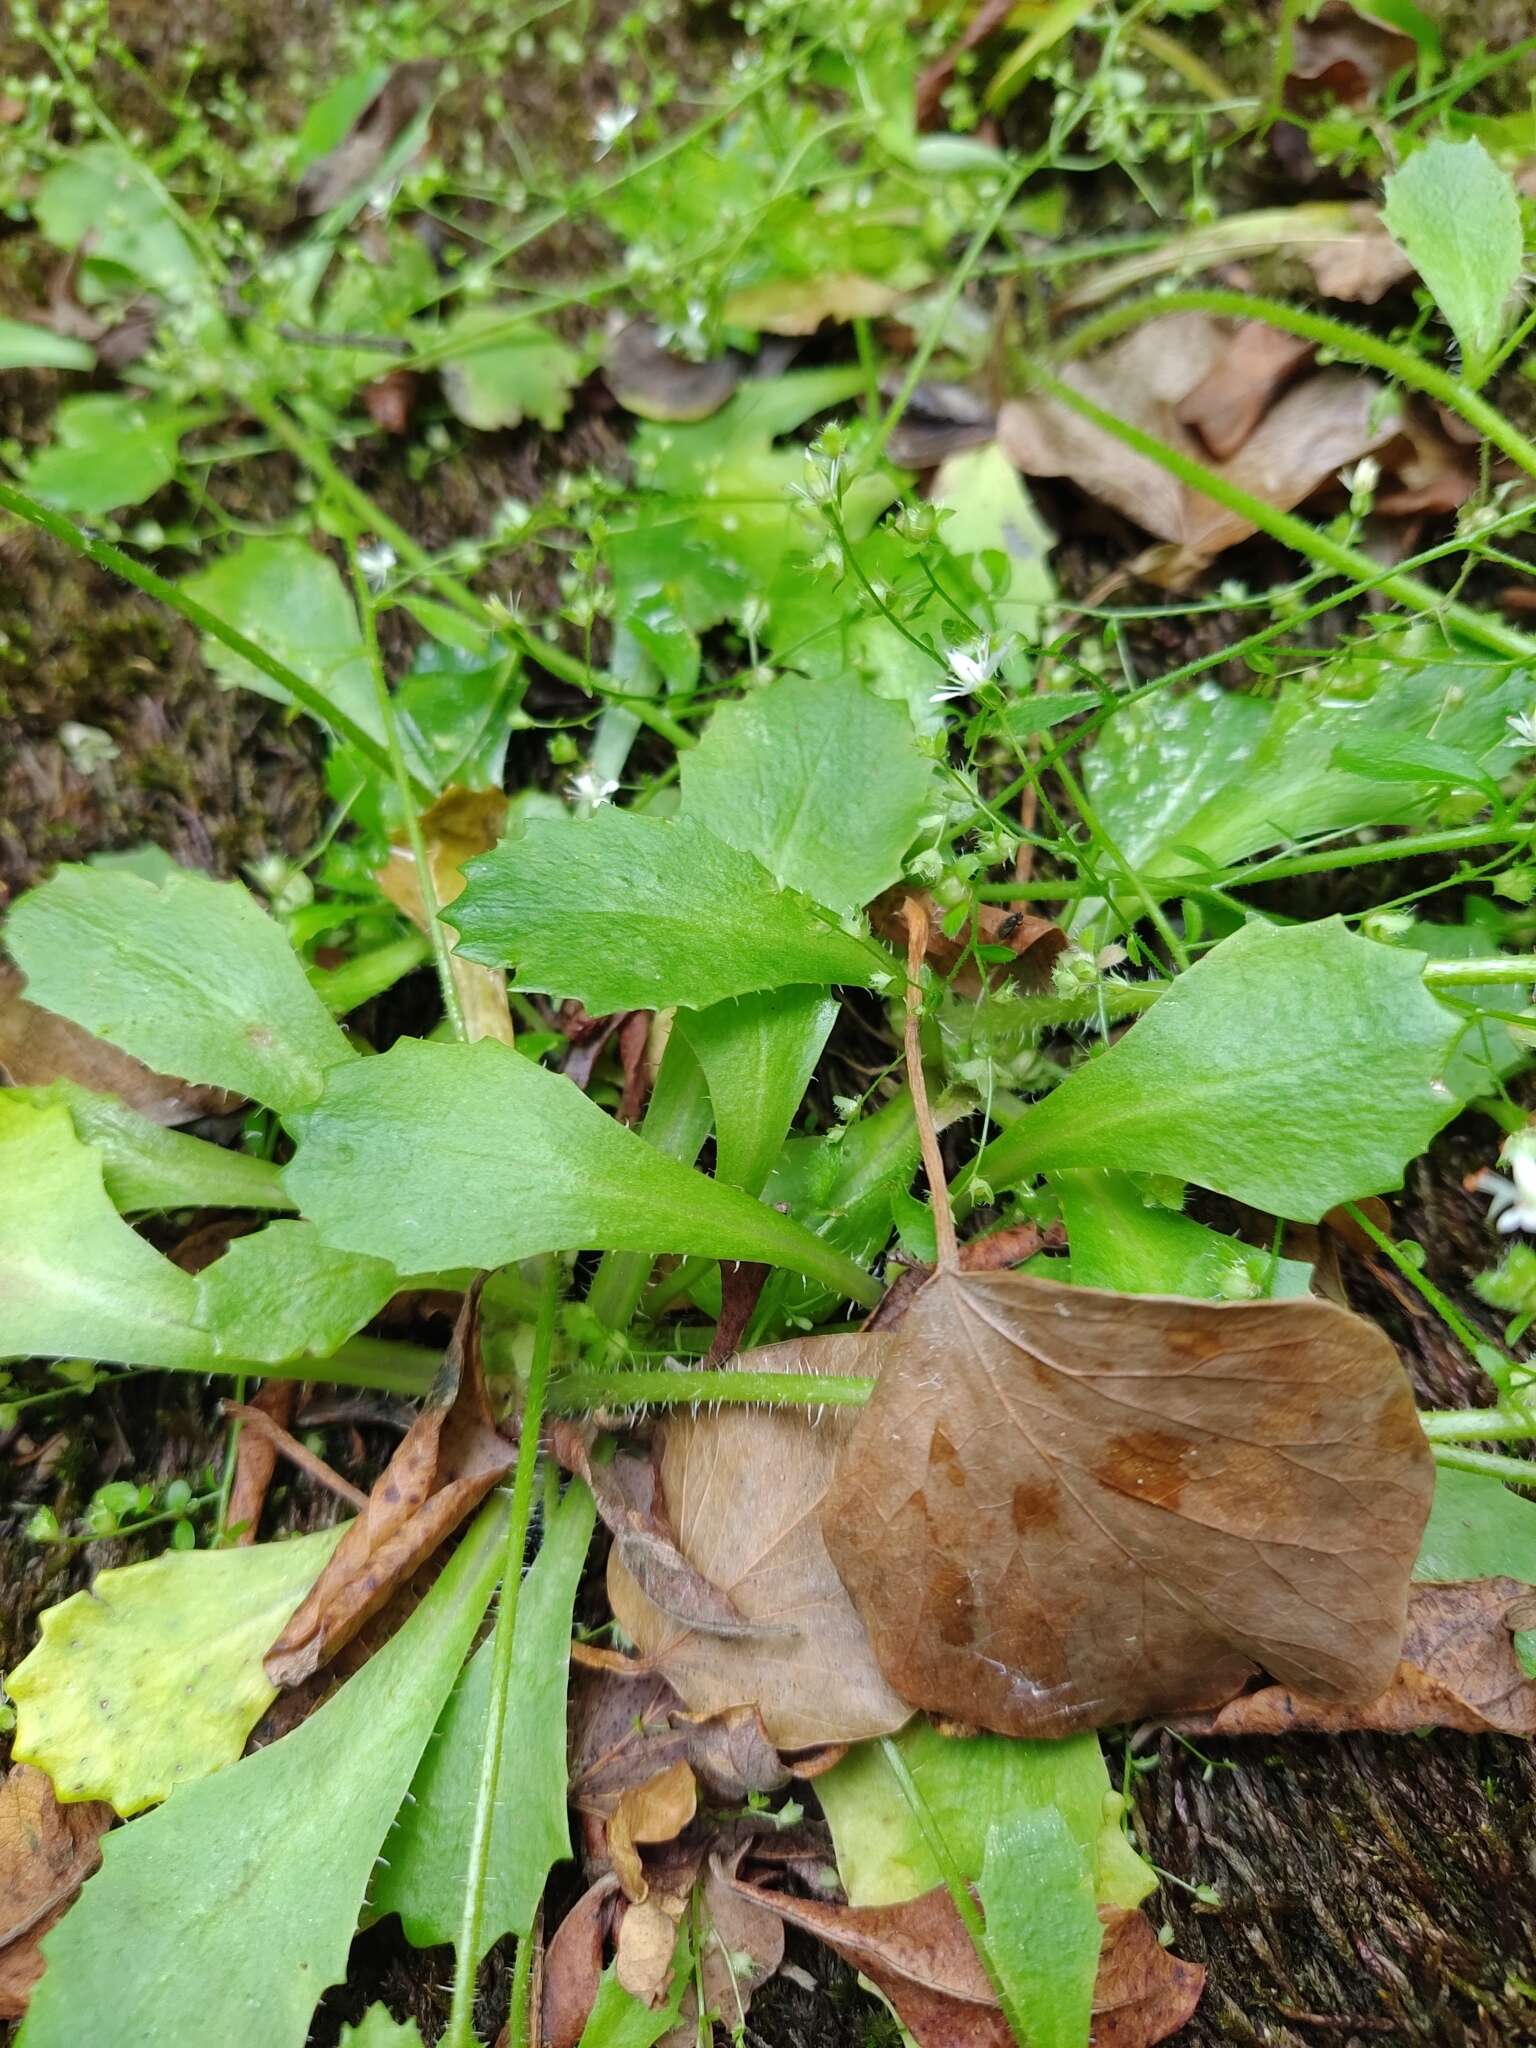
[1172,1578,1536,1738]
[265,1282,514,1686]
[0,1765,111,2020]
[567,1663,789,1818]
[605,1340,912,1750]
[824,1267,1433,1736]
[0,963,238,1122]
[375,787,514,1046]
[729,1877,1202,2048]
[608,1761,698,1902]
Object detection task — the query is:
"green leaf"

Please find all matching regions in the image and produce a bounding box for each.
[337,2009,424,2048]
[931,442,1056,637]
[0,1100,206,1369]
[1383,138,1522,379]
[192,1222,397,1364]
[980,919,1462,1221]
[436,308,582,430]
[1080,648,1530,906]
[284,1036,880,1304]
[10,1080,291,1214]
[33,143,200,296]
[7,863,355,1113]
[9,1525,345,1815]
[1329,734,1499,805]
[815,1718,1153,1911]
[451,809,888,1010]
[27,393,188,518]
[1415,1465,1536,1583]
[181,536,398,756]
[979,1809,1102,2048]
[374,1479,596,1953]
[1055,1169,1314,1299]
[578,1953,692,2048]
[16,1501,507,2048]
[0,320,95,371]
[679,672,935,913]
[677,988,837,1193]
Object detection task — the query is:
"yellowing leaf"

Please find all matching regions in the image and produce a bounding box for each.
[10,1525,345,1815]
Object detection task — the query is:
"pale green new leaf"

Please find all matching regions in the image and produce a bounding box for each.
[375,1480,596,1953]
[33,144,200,296]
[450,809,887,1010]
[679,672,935,912]
[283,1037,878,1304]
[0,1101,206,1369]
[337,2010,424,2048]
[16,1501,507,2048]
[27,394,187,518]
[9,1525,345,1815]
[980,919,1462,1221]
[437,308,582,429]
[931,442,1056,638]
[578,1954,691,2048]
[193,1222,398,1363]
[12,1081,291,1214]
[815,1718,1152,1911]
[7,864,355,1113]
[979,1809,1102,2048]
[1383,138,1523,379]
[0,319,95,371]
[677,988,837,1193]
[1415,1466,1536,1584]
[1054,1169,1313,1299]
[181,536,398,756]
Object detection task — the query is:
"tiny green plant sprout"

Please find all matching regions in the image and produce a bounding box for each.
[3,3,1536,2045]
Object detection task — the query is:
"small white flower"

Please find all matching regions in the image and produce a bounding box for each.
[930,632,1015,703]
[58,720,117,774]
[590,104,636,158]
[1477,1144,1536,1234]
[566,767,620,810]
[1507,709,1536,748]
[357,539,396,592]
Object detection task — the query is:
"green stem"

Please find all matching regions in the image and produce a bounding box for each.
[348,546,468,1042]
[0,478,414,793]
[877,1738,1027,2048]
[1060,286,1536,488]
[505,1913,535,2048]
[443,1260,560,2048]
[545,1368,876,1411]
[1431,1443,1536,1486]
[1421,1408,1536,1443]
[1343,1201,1511,1383]
[1015,363,1535,664]
[974,820,1535,903]
[308,932,432,1014]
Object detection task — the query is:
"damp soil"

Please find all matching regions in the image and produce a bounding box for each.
[5,4,1536,2044]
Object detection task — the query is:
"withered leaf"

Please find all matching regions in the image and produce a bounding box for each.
[871,890,1065,998]
[0,1764,112,2020]
[224,1379,299,1545]
[1286,0,1418,109]
[616,1898,684,2007]
[997,313,1400,560]
[823,1268,1433,1737]
[553,1423,755,1639]
[265,1281,514,1686]
[605,320,741,422]
[729,1880,1201,2048]
[723,274,902,336]
[0,963,238,1122]
[1174,324,1315,461]
[568,1663,789,1815]
[606,1340,912,1750]
[608,1761,697,1903]
[1171,1578,1536,1738]
[1298,203,1415,302]
[542,1875,618,2048]
[375,788,513,1047]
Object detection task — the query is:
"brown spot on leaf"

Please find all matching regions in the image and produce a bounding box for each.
[1010,1480,1058,1534]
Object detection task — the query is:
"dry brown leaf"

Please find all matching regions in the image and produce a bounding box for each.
[605,320,741,422]
[0,963,239,1122]
[225,1378,299,1545]
[730,1879,1200,2048]
[823,1267,1433,1737]
[1287,1,1418,108]
[542,1875,619,2048]
[375,787,513,1046]
[1298,203,1415,301]
[872,889,1066,998]
[608,1761,697,1903]
[1174,324,1315,460]
[1171,1578,1536,1738]
[615,1898,683,2006]
[606,1340,913,1749]
[265,1280,514,1686]
[553,1424,756,1640]
[0,1764,112,2020]
[998,314,1402,561]
[568,1664,790,1818]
